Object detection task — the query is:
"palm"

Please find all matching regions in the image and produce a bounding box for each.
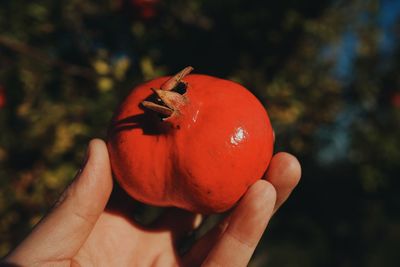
[74,189,193,266]
[75,212,178,266]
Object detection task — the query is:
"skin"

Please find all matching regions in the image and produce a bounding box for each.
[2,139,301,267]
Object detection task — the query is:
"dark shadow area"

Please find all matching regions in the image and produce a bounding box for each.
[108,112,172,136]
[0,263,22,267]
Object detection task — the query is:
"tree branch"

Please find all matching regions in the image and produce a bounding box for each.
[0,35,96,80]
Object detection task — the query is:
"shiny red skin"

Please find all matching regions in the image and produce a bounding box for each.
[107,74,274,213]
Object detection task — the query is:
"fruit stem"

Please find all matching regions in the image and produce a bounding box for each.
[141,66,193,119]
[141,101,173,116]
[161,66,193,91]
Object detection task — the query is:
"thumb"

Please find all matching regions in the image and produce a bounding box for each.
[6,139,113,264]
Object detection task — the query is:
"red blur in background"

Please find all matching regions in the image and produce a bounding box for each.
[0,86,6,109]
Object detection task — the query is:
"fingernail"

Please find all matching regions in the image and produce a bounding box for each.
[75,144,90,179]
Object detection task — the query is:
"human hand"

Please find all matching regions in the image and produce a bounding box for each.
[3,139,301,267]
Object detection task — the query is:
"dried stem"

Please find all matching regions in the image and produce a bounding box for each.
[161,66,193,91]
[142,67,192,119]
[142,101,173,116]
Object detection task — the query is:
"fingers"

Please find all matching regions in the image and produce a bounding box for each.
[6,139,113,264]
[201,180,276,267]
[153,208,203,242]
[182,214,230,266]
[264,152,301,212]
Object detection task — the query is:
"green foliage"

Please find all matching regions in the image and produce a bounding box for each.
[1,0,399,265]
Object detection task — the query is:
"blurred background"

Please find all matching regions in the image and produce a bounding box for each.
[1,0,399,266]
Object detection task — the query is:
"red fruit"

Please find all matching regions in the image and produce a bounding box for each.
[107,67,274,213]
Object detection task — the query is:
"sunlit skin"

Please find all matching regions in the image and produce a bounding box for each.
[2,139,300,266]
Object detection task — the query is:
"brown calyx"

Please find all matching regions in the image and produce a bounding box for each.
[142,66,193,118]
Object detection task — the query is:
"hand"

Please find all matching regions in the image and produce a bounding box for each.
[3,139,301,267]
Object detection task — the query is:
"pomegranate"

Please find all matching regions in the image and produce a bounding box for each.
[107,67,274,213]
